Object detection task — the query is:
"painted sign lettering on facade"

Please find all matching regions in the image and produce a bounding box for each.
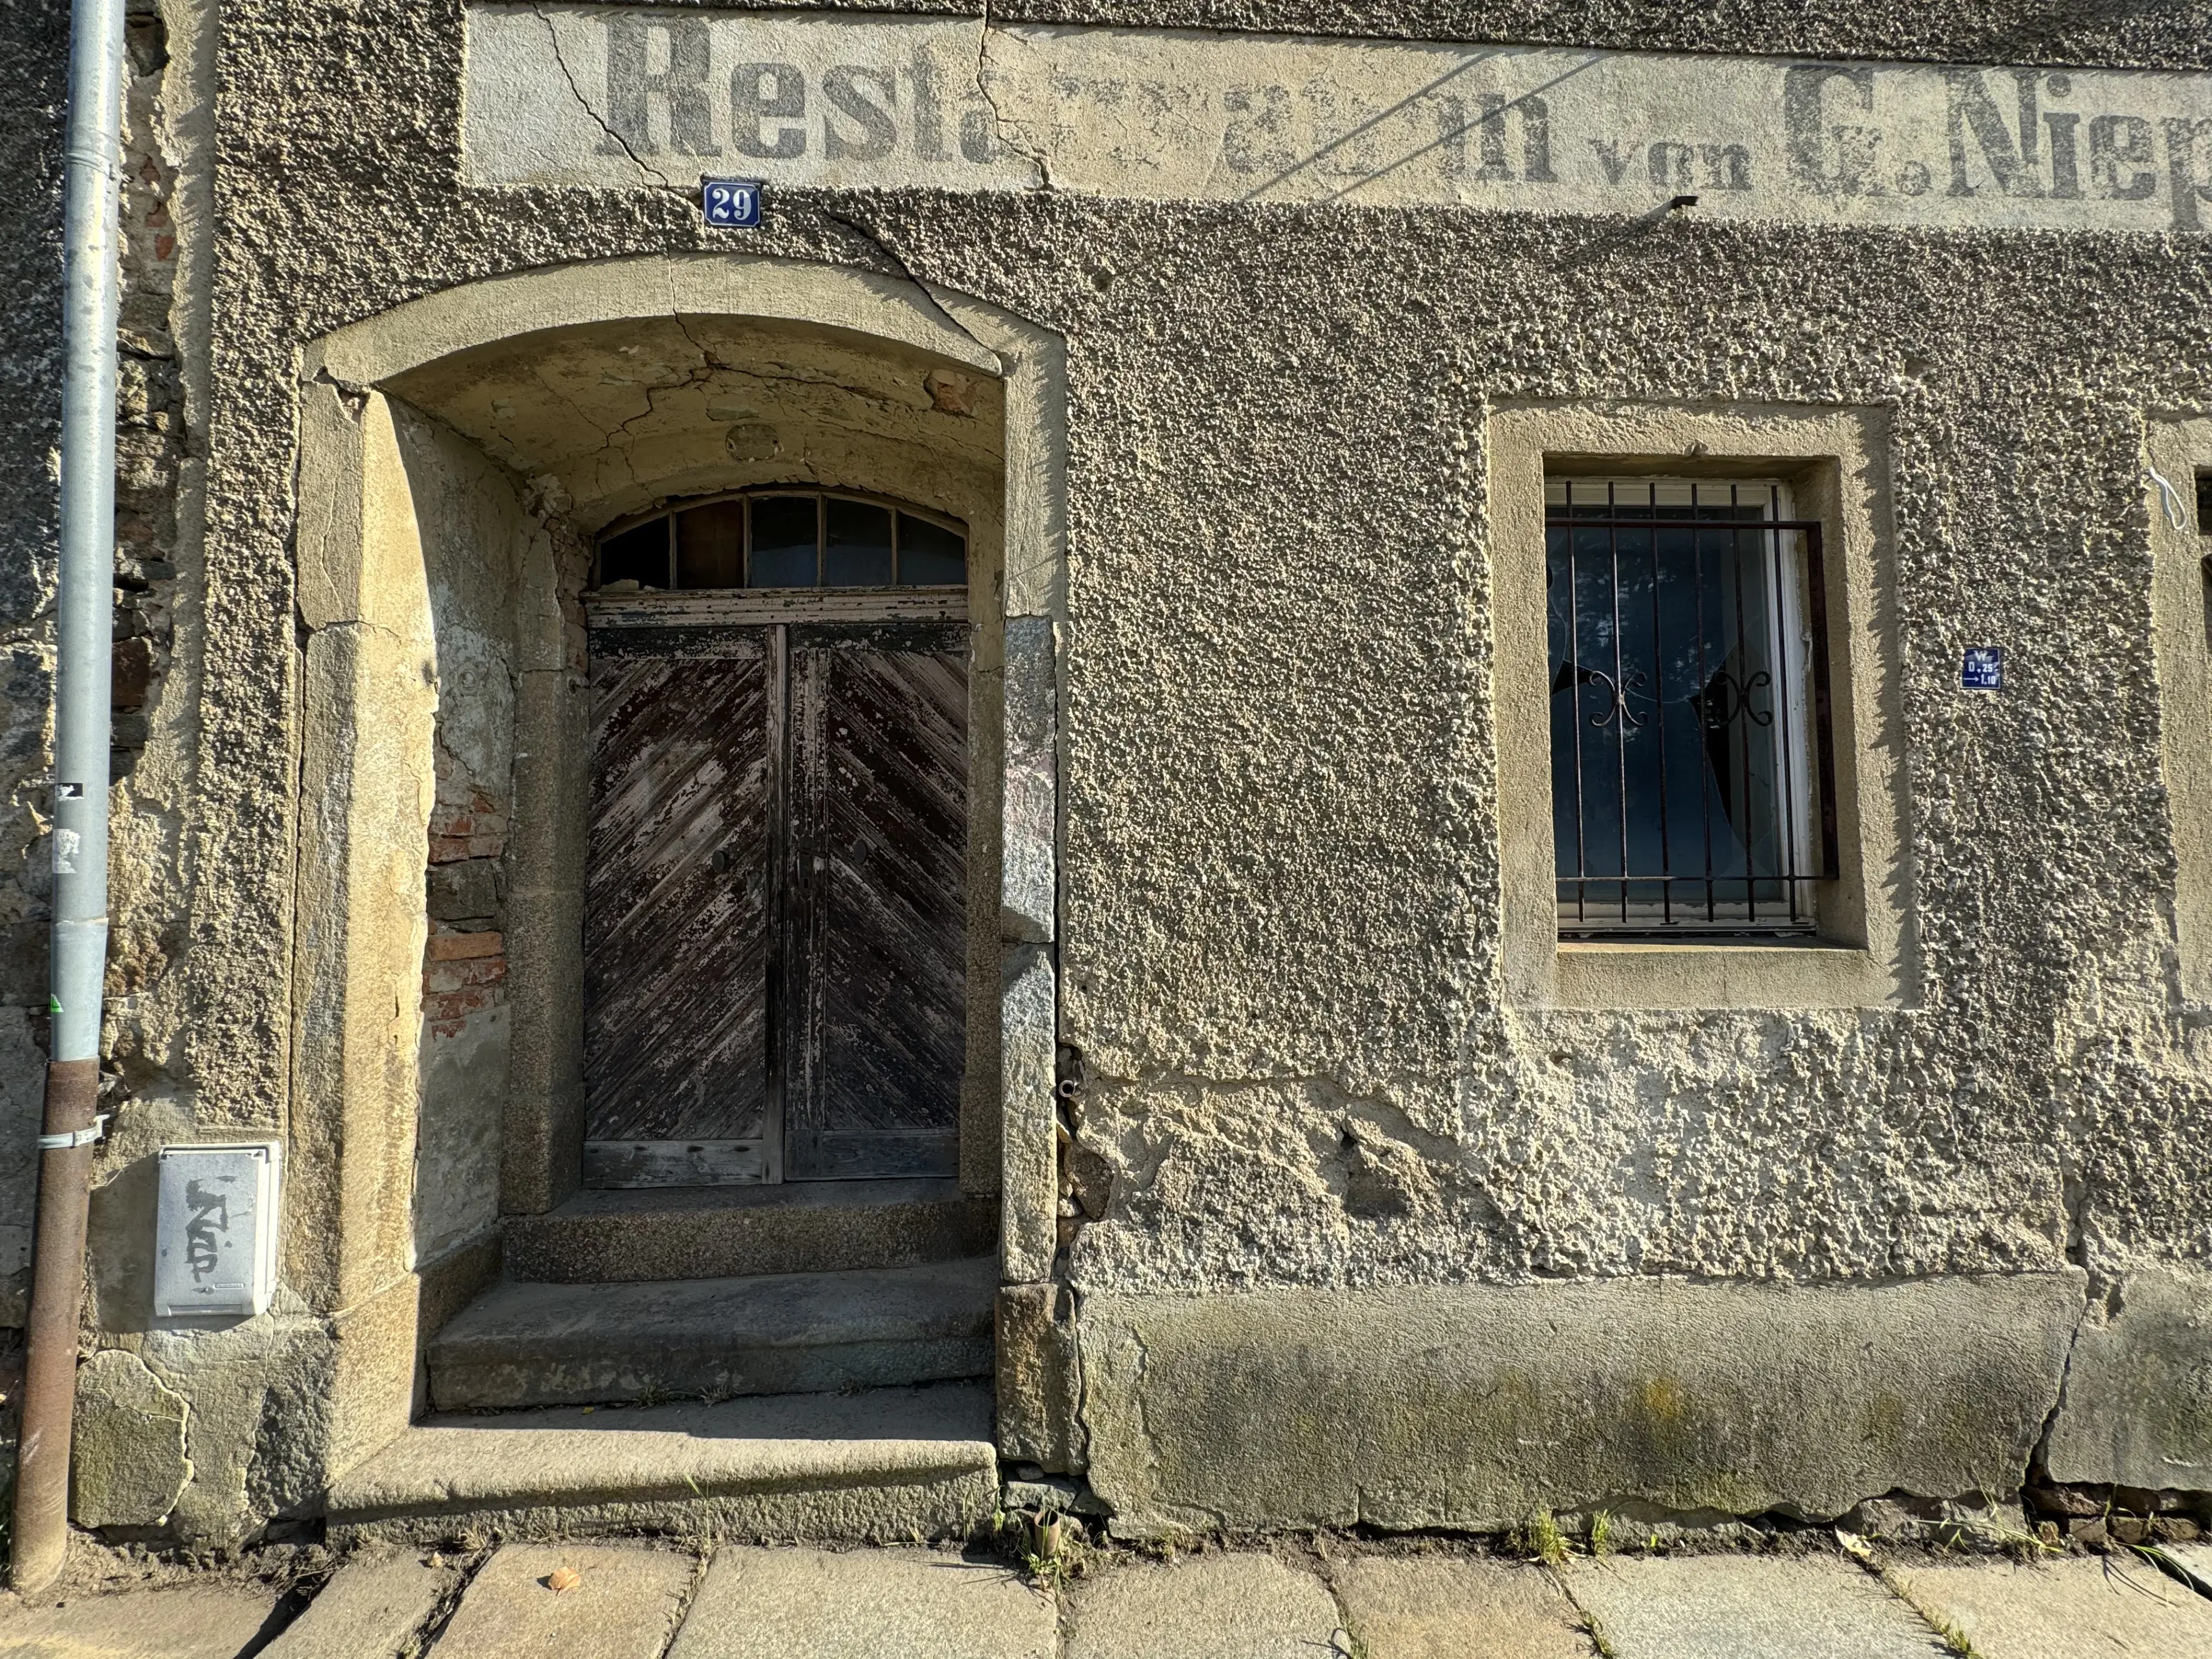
[464,5,2212,232]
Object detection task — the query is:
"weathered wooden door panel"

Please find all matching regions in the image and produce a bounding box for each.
[785,624,969,1179]
[583,629,777,1186]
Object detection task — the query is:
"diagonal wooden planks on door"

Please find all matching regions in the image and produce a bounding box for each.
[785,624,969,1180]
[583,628,778,1186]
[582,617,969,1187]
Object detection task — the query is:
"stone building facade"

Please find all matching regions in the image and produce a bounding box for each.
[2,0,2211,1548]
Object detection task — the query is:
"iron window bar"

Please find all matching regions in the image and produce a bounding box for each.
[591,486,969,592]
[1547,479,1840,936]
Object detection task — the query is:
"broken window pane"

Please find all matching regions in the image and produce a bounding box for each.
[596,519,670,589]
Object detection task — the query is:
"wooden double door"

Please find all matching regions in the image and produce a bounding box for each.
[581,621,968,1185]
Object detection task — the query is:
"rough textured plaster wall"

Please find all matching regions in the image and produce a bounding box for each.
[104,0,199,1170]
[193,0,2212,1288]
[1050,218,2212,1294]
[32,0,2207,1536]
[0,0,198,1327]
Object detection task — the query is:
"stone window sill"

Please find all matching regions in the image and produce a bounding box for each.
[1550,938,1894,1010]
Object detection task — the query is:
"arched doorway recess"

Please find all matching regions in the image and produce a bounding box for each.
[290,256,1066,1505]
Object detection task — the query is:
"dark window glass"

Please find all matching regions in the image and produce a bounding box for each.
[824,499,895,585]
[897,514,967,585]
[597,520,668,588]
[599,492,968,593]
[675,500,745,589]
[749,495,819,587]
[1547,479,1825,934]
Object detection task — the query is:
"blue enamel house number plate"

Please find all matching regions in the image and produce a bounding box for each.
[1961,646,2005,690]
[703,178,763,229]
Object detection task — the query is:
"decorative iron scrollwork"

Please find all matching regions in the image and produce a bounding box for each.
[1551,660,1649,729]
[1688,667,1772,731]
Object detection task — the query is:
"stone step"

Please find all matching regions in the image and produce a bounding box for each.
[328,1382,998,1546]
[425,1257,998,1411]
[502,1178,997,1284]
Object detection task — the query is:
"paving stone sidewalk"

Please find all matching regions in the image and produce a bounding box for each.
[6,1539,2212,1658]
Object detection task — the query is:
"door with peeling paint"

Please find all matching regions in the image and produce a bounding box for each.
[783,623,969,1179]
[580,490,969,1187]
[582,627,779,1187]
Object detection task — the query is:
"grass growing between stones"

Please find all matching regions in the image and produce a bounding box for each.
[1836,1528,1984,1658]
[1519,1508,1569,1567]
[1588,1510,1616,1558]
[2131,1541,2212,1600]
[997,1507,1108,1591]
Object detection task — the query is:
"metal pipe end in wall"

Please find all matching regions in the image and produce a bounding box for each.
[10,1060,101,1593]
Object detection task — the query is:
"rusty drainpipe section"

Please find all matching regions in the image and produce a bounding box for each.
[11,0,125,1594]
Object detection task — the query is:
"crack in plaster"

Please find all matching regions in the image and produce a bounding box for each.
[535,7,688,198]
[820,211,1002,369]
[972,12,1054,194]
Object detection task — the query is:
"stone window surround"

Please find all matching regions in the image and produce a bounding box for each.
[291,253,1068,1474]
[1490,401,1915,1010]
[2147,414,2212,1005]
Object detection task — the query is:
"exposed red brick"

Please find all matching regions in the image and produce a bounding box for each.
[422,987,497,1025]
[426,930,503,961]
[423,957,506,996]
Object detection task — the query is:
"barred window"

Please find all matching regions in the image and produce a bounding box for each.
[1547,478,1838,935]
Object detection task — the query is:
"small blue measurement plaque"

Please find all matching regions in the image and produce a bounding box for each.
[1961,646,2004,690]
[702,178,763,229]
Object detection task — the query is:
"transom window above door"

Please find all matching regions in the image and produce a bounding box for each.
[593,489,968,592]
[1547,476,1839,936]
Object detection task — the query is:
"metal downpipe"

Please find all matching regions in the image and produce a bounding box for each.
[12,0,124,1594]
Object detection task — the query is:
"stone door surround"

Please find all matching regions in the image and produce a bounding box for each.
[292,253,1067,1479]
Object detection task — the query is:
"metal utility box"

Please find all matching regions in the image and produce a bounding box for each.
[153,1142,282,1319]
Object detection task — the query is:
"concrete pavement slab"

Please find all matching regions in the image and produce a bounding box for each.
[665,1546,1051,1659]
[1065,1551,1340,1659]
[1893,1556,2212,1658]
[1331,1555,1594,1658]
[0,1584,279,1658]
[425,1543,698,1659]
[1565,1554,1945,1659]
[263,1549,457,1658]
